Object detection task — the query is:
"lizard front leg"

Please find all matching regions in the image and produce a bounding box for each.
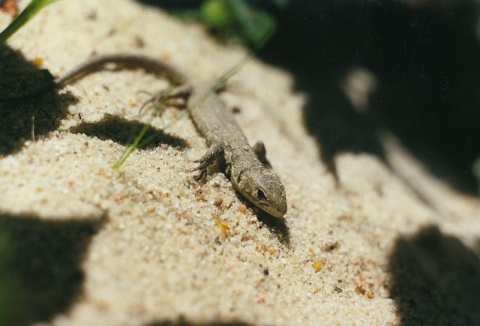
[190,142,224,181]
[252,141,271,168]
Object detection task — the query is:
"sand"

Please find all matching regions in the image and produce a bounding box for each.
[0,1,479,325]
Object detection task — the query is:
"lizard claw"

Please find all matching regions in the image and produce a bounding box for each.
[190,142,224,181]
[193,170,206,181]
[189,160,208,180]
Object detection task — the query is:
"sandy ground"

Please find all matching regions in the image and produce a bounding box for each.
[0,1,479,325]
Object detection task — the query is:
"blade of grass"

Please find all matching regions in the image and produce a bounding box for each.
[0,0,57,45]
[113,80,179,169]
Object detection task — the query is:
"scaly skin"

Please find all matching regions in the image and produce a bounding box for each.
[57,55,287,218]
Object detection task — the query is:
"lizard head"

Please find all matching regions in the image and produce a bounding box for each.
[233,166,287,218]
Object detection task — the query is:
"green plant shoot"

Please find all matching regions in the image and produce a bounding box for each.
[0,0,57,45]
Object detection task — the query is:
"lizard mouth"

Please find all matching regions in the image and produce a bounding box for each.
[255,192,287,218]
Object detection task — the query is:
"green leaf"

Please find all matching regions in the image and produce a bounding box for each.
[200,0,232,29]
[272,0,289,8]
[226,0,276,47]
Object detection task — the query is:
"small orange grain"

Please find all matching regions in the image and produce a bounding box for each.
[216,222,230,231]
[355,279,375,299]
[312,260,323,272]
[32,57,43,66]
[0,0,18,16]
[238,204,247,213]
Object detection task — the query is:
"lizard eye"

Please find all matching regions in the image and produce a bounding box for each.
[256,188,267,202]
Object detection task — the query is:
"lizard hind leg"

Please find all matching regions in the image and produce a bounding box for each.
[138,84,192,116]
[190,142,224,181]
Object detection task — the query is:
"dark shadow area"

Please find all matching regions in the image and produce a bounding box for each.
[70,114,188,149]
[0,213,106,325]
[365,1,480,193]
[254,0,387,182]
[263,0,480,194]
[142,0,480,194]
[296,68,386,182]
[138,0,202,6]
[389,225,480,325]
[145,319,252,326]
[257,211,290,248]
[260,0,480,193]
[0,45,72,155]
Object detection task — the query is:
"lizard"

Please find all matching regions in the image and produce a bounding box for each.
[55,54,288,218]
